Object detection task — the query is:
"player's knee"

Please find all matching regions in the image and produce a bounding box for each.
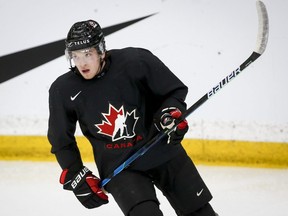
[128,200,163,216]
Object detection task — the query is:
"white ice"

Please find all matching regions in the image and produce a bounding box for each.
[1,161,287,216]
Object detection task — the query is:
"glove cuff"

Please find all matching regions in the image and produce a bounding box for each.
[60,169,69,184]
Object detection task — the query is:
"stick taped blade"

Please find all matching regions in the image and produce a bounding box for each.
[255,0,269,54]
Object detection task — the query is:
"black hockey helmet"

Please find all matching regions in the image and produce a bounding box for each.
[65,20,106,54]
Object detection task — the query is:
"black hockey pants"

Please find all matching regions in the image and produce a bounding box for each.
[106,150,216,216]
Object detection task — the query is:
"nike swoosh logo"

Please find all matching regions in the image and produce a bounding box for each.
[197,188,204,196]
[70,91,82,101]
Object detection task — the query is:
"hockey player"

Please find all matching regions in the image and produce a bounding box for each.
[48,20,218,216]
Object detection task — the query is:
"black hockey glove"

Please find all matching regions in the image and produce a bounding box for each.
[156,107,188,145]
[60,166,108,209]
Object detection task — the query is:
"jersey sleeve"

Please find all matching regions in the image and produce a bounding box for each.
[47,81,83,171]
[137,48,188,114]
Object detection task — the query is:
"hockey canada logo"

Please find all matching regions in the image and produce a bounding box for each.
[95,104,139,141]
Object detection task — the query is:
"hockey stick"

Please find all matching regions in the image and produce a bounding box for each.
[100,0,269,188]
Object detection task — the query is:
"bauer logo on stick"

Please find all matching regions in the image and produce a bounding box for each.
[207,67,241,98]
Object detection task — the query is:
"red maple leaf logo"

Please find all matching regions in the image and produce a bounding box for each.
[95,104,123,137]
[95,104,139,141]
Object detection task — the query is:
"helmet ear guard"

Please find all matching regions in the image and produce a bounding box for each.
[95,38,106,54]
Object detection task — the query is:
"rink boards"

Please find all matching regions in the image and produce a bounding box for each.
[0,136,287,168]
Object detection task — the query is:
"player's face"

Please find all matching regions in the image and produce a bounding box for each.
[71,48,103,79]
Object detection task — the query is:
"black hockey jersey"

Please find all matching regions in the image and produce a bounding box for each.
[48,47,188,178]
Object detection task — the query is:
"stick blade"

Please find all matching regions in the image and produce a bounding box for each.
[255,0,269,55]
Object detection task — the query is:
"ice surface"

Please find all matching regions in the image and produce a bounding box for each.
[0,161,287,216]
